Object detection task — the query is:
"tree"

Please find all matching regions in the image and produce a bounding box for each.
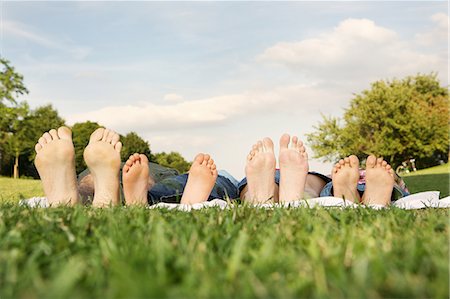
[72,121,102,174]
[0,58,28,105]
[307,73,449,169]
[120,132,152,162]
[1,104,65,178]
[153,151,192,173]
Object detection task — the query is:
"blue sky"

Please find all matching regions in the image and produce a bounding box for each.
[2,1,448,177]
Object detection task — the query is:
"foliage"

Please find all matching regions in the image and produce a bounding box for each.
[72,121,102,174]
[0,58,28,105]
[307,74,449,168]
[0,204,447,298]
[120,132,152,162]
[154,151,192,173]
[0,104,65,177]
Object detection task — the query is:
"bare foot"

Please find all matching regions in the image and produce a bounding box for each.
[83,128,122,208]
[278,134,309,202]
[123,153,152,206]
[180,153,218,205]
[332,155,360,202]
[34,127,79,206]
[362,155,395,206]
[244,138,276,203]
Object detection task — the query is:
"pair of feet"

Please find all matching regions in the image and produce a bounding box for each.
[34,126,218,207]
[332,155,395,205]
[244,134,309,203]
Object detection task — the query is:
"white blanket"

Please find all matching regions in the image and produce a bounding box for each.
[20,191,450,210]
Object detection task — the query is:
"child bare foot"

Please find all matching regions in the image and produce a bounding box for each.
[362,155,395,206]
[180,153,218,205]
[332,155,360,202]
[279,134,309,202]
[83,128,122,208]
[123,153,152,206]
[34,127,79,206]
[244,138,276,203]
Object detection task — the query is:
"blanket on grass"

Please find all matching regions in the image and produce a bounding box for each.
[20,191,450,211]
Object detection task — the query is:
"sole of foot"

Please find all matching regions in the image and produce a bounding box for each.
[244,138,277,203]
[278,133,309,203]
[123,153,152,206]
[34,126,79,207]
[331,155,360,203]
[83,128,122,208]
[362,155,395,206]
[180,153,218,205]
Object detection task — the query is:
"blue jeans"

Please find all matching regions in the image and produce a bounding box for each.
[147,170,239,205]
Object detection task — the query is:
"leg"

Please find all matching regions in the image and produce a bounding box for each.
[180,153,218,204]
[34,127,79,206]
[123,153,154,206]
[362,155,395,206]
[331,155,360,202]
[304,174,328,198]
[83,128,122,207]
[278,134,309,202]
[243,138,277,203]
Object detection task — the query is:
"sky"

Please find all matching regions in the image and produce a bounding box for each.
[1,1,448,178]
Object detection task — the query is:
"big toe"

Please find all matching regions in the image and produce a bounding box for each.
[263,137,274,152]
[280,133,290,149]
[90,128,105,142]
[366,155,377,168]
[349,155,359,167]
[193,153,205,165]
[57,126,72,141]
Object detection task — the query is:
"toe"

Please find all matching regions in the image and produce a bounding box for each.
[208,158,214,165]
[35,143,42,153]
[194,153,205,165]
[114,141,122,153]
[101,129,110,142]
[123,164,130,173]
[90,128,105,142]
[344,157,350,164]
[382,161,388,167]
[106,130,115,143]
[349,155,359,167]
[139,154,149,164]
[38,137,47,147]
[366,155,377,168]
[257,141,264,152]
[49,129,59,140]
[262,137,274,152]
[377,157,383,167]
[111,133,120,146]
[43,132,52,143]
[339,159,345,166]
[280,133,290,149]
[57,126,72,140]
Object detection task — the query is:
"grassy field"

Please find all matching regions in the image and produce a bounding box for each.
[0,165,449,298]
[403,163,449,198]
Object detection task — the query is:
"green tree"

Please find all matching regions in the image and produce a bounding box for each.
[0,58,28,105]
[2,104,65,178]
[72,121,102,174]
[153,151,191,173]
[307,74,449,169]
[120,132,152,162]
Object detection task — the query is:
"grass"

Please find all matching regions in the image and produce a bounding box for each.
[402,163,450,198]
[0,164,449,298]
[0,205,448,298]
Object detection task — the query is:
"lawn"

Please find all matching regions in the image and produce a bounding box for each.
[0,165,449,298]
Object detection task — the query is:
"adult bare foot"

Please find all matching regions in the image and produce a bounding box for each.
[362,155,395,206]
[332,155,360,202]
[123,153,152,206]
[244,138,276,203]
[279,134,309,202]
[83,128,122,208]
[180,153,218,205]
[34,127,79,206]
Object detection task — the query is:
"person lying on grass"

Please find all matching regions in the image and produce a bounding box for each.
[33,127,408,207]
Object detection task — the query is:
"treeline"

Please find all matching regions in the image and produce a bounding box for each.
[0,58,191,178]
[307,73,449,169]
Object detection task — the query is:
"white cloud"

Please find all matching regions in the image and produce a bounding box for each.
[415,13,449,47]
[66,83,342,132]
[3,20,91,60]
[258,18,446,82]
[163,93,184,103]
